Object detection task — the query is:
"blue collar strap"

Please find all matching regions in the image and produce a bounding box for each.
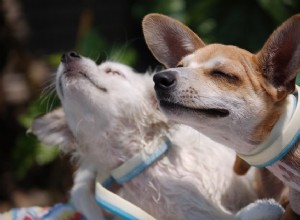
[239,85,300,168]
[95,136,171,220]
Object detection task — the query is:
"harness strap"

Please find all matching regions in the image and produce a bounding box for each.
[95,136,171,219]
[95,182,155,220]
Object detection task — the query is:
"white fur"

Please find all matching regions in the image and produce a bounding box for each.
[32,56,283,219]
[236,199,284,220]
[184,54,229,69]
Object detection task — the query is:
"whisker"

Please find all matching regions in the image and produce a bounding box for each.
[108,39,137,64]
[95,53,102,65]
[102,50,110,63]
[38,89,57,113]
[40,81,55,103]
[46,91,58,112]
[38,73,59,112]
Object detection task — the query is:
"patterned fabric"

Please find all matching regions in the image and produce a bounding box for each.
[0,203,86,220]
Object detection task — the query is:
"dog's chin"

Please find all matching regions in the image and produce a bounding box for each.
[59,70,108,95]
[159,100,230,119]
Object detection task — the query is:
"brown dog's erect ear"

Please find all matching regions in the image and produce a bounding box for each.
[256,14,300,95]
[142,13,205,68]
[30,108,75,152]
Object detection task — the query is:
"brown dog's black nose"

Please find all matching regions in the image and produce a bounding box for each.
[153,71,177,90]
[61,51,81,63]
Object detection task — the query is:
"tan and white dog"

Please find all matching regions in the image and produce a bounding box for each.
[31,53,283,219]
[143,13,300,219]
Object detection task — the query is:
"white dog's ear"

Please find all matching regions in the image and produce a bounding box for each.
[142,13,205,68]
[30,108,76,152]
[256,14,300,95]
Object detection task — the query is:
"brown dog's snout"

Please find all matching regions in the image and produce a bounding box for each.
[61,51,81,63]
[153,70,177,90]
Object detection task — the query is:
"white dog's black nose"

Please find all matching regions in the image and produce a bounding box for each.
[61,51,81,63]
[153,71,177,90]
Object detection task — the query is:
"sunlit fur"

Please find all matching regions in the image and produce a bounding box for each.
[32,58,271,220]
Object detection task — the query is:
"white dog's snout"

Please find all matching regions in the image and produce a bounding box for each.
[61,51,81,63]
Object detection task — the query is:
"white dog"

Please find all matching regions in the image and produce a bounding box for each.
[31,52,283,220]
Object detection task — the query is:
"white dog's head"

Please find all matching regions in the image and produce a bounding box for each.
[56,52,157,142]
[32,52,169,168]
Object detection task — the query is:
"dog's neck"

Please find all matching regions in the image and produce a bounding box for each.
[93,135,171,220]
[238,86,300,167]
[98,136,171,185]
[75,113,171,173]
[89,120,172,220]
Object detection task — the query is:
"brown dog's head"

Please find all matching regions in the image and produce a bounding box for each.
[143,13,300,154]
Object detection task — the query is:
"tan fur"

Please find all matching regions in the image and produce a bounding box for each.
[233,156,251,176]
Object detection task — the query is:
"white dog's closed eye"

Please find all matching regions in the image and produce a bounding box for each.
[31,53,283,220]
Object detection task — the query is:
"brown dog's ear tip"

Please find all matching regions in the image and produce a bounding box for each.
[292,13,300,20]
[280,14,300,28]
[144,13,161,17]
[142,14,154,29]
[143,13,177,25]
[143,13,162,22]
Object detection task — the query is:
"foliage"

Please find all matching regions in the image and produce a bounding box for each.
[14,93,61,179]
[14,0,300,179]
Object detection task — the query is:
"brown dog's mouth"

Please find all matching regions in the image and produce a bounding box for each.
[159,100,230,118]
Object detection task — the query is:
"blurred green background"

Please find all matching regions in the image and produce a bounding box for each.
[0,0,299,210]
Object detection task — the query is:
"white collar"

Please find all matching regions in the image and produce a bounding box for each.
[94,136,171,220]
[238,85,300,168]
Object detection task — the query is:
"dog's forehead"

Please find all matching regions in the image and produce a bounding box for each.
[184,54,227,69]
[99,61,134,72]
[183,44,254,70]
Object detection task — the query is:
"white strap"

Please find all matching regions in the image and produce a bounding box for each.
[111,137,171,183]
[95,182,156,220]
[95,137,171,219]
[239,85,300,167]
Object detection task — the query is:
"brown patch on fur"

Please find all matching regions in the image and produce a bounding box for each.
[254,168,288,205]
[198,68,241,91]
[191,44,257,91]
[250,109,281,143]
[255,61,290,101]
[233,156,250,175]
[209,69,241,88]
[251,53,290,102]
